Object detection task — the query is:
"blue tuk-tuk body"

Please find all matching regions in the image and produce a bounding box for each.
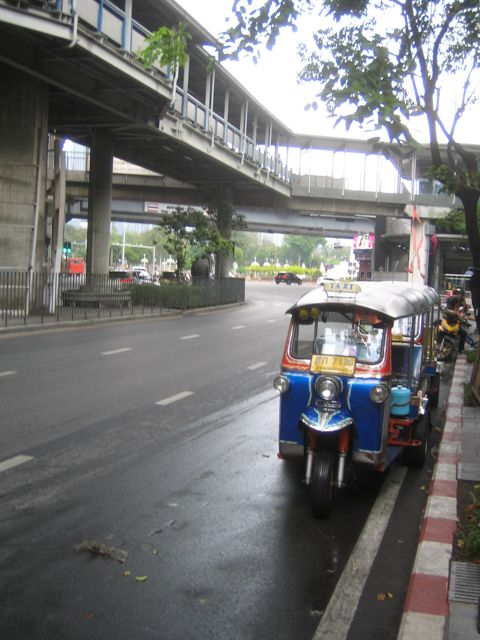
[274,280,440,517]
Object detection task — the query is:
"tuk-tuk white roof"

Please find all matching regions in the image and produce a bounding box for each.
[287,281,440,320]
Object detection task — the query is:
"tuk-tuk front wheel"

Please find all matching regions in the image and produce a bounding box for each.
[310,451,336,518]
[403,413,430,469]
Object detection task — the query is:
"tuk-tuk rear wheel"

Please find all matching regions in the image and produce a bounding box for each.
[310,451,335,518]
[403,413,430,469]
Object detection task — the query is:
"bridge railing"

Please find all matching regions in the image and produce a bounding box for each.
[0,271,245,328]
[53,0,167,71]
[35,2,457,203]
[37,0,290,184]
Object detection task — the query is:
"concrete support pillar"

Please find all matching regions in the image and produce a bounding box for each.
[213,187,234,279]
[373,216,387,271]
[86,132,113,275]
[51,138,66,275]
[405,205,430,286]
[0,64,48,271]
[431,238,443,292]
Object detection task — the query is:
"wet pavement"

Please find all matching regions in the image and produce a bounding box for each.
[3,307,480,639]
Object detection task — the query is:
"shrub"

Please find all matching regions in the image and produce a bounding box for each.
[458,484,480,561]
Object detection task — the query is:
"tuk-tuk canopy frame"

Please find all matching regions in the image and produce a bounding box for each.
[287,281,440,321]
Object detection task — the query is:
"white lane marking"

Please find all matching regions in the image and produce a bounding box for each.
[312,464,407,640]
[180,334,200,340]
[232,325,245,330]
[266,319,277,324]
[247,361,267,370]
[156,391,194,406]
[0,370,16,378]
[0,455,34,474]
[101,348,132,356]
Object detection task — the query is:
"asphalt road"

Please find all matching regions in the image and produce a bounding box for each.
[0,281,444,640]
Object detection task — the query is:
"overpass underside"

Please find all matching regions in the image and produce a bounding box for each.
[0,0,467,286]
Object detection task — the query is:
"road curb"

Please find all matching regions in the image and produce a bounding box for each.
[397,355,466,639]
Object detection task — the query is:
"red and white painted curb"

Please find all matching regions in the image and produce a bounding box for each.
[397,355,466,639]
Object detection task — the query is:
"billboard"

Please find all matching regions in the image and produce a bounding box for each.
[353,233,375,250]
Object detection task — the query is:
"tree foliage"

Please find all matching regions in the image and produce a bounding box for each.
[157,207,236,281]
[138,22,191,69]
[283,234,320,264]
[221,1,480,273]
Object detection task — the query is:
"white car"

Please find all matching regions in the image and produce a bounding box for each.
[316,276,335,287]
[130,268,152,283]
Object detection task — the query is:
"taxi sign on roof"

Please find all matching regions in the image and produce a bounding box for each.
[324,281,362,293]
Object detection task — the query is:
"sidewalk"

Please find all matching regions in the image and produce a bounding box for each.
[398,354,480,639]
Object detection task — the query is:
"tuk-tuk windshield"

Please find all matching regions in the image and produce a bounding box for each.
[292,309,385,365]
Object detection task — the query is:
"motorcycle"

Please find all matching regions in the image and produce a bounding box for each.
[436,309,460,361]
[436,306,475,361]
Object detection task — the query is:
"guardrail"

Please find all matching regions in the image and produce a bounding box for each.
[0,272,245,328]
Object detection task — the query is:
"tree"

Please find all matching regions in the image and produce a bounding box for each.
[434,208,475,235]
[222,0,480,330]
[158,207,235,281]
[139,22,190,70]
[282,234,320,265]
[198,190,247,277]
[138,22,191,101]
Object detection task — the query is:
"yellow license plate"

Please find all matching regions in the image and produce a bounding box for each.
[310,354,356,376]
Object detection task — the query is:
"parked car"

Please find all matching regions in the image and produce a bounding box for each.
[109,269,151,284]
[275,271,302,285]
[316,276,335,287]
[130,267,152,282]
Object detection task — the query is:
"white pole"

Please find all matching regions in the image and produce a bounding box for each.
[124,0,132,51]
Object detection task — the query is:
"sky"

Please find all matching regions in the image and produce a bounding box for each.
[175,0,355,138]
[175,0,479,145]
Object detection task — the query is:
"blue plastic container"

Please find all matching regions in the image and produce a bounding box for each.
[390,386,411,416]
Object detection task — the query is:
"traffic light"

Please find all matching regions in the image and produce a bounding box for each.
[63,241,72,256]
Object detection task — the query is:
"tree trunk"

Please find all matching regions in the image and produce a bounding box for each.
[458,188,480,335]
[213,189,234,279]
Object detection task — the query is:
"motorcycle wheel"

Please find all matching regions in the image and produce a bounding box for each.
[438,337,455,361]
[403,412,430,469]
[310,451,336,518]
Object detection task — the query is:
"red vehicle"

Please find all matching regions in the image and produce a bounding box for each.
[62,257,85,275]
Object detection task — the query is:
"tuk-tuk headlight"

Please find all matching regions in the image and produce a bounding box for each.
[316,376,342,400]
[273,375,290,394]
[369,384,390,404]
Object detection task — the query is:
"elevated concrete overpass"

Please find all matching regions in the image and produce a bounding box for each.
[0,0,477,283]
[66,196,376,238]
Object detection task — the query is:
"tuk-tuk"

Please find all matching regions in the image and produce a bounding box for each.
[273,280,440,518]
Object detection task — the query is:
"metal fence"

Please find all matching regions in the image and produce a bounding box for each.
[0,272,245,328]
